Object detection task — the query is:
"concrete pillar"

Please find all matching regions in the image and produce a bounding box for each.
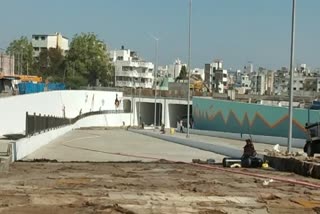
[165,100,171,128]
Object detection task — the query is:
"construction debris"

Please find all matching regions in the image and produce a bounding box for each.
[263,179,274,186]
[192,158,216,165]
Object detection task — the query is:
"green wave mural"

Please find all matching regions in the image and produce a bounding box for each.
[193,97,320,139]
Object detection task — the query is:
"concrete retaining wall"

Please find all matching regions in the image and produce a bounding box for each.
[13,126,72,161]
[193,97,317,139]
[74,113,131,128]
[0,90,124,136]
[13,113,131,161]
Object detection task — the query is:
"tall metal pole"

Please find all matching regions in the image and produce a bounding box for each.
[158,88,161,126]
[133,85,136,126]
[288,0,296,153]
[186,0,192,138]
[153,38,159,130]
[130,79,133,126]
[139,77,141,126]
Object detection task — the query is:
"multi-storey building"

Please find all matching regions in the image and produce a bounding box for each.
[0,53,15,76]
[250,69,275,95]
[110,46,154,88]
[167,59,185,79]
[32,33,69,58]
[204,59,228,93]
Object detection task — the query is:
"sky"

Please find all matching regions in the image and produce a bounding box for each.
[0,0,319,70]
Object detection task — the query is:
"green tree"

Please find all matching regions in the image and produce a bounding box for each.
[36,48,66,82]
[6,36,34,75]
[175,65,187,82]
[65,33,113,88]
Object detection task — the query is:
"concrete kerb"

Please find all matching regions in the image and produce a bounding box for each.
[129,129,251,159]
[188,129,305,149]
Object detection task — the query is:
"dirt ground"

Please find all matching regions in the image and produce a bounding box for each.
[0,162,320,214]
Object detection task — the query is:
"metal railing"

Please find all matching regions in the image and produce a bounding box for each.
[25,109,125,136]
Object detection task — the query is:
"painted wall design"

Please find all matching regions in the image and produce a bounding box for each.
[193,97,320,139]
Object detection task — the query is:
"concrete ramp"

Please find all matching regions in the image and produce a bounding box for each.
[129,129,245,158]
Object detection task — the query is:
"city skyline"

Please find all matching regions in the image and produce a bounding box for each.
[1,0,319,70]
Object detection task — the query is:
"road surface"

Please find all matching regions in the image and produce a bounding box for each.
[24,128,225,162]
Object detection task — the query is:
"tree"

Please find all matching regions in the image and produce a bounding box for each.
[65,33,113,88]
[6,36,34,75]
[36,48,66,81]
[175,65,187,82]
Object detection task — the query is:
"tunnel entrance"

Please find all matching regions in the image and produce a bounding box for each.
[168,104,192,128]
[136,102,162,126]
[123,99,132,113]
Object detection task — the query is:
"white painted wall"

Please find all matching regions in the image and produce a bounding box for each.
[12,112,131,161]
[59,37,69,52]
[0,90,124,136]
[47,36,58,49]
[74,113,131,128]
[12,125,73,161]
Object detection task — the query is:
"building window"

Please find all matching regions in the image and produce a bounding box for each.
[117,56,123,61]
[41,36,46,40]
[299,80,303,83]
[299,88,303,90]
[122,66,132,71]
[34,36,39,40]
[33,47,39,51]
[293,87,296,90]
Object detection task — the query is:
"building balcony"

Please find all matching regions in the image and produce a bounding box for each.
[115,70,154,79]
[115,80,153,89]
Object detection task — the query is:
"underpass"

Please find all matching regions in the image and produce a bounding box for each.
[1,92,320,213]
[123,96,192,128]
[137,102,162,126]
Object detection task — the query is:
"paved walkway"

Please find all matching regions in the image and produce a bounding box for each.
[24,129,225,162]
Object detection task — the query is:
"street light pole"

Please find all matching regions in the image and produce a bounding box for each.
[130,78,133,126]
[139,77,141,126]
[153,37,159,130]
[186,0,192,138]
[288,0,296,153]
[133,83,136,126]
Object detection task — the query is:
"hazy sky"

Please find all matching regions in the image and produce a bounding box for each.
[0,0,319,70]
